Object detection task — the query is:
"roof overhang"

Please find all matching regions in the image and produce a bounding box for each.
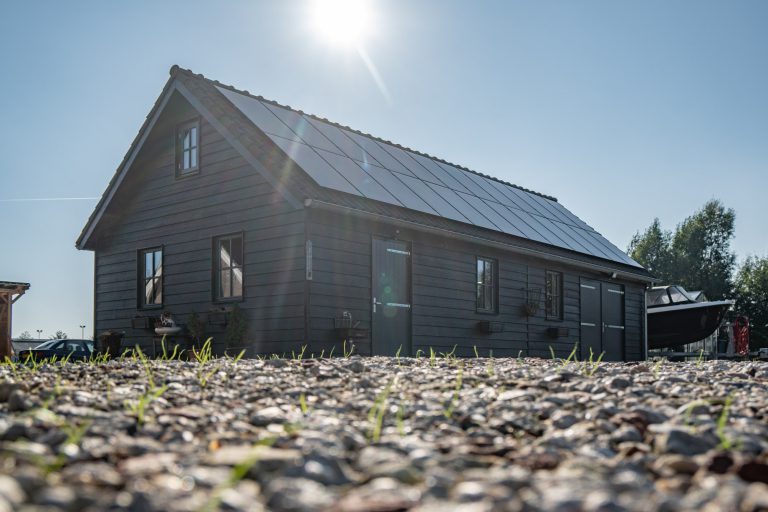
[305,199,654,284]
[0,282,29,304]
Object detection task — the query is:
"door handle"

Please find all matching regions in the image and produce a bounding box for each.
[373,297,382,313]
[602,322,606,333]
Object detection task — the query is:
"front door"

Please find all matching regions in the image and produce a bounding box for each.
[372,238,411,356]
[580,278,625,361]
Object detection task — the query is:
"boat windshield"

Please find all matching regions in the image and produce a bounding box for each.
[648,289,671,306]
[648,286,697,306]
[668,286,696,303]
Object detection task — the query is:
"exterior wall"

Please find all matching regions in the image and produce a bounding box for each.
[92,93,306,355]
[306,211,373,356]
[307,209,646,360]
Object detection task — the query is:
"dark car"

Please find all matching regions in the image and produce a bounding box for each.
[18,339,94,361]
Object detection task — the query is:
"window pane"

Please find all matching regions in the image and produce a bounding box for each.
[154,278,162,304]
[190,147,198,168]
[183,150,190,170]
[190,126,197,148]
[154,250,162,273]
[183,129,191,151]
[144,252,153,278]
[220,269,232,298]
[219,240,231,270]
[232,268,243,297]
[144,279,154,305]
[231,237,243,267]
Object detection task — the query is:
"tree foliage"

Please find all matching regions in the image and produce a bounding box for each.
[628,218,674,283]
[49,330,68,340]
[671,199,736,299]
[733,256,768,348]
[17,331,33,340]
[628,199,736,299]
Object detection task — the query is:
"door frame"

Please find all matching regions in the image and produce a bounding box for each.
[371,235,413,356]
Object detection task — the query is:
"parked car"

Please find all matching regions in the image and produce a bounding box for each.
[17,339,94,361]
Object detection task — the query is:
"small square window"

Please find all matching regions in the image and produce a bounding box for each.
[139,248,163,308]
[476,257,498,314]
[214,234,244,301]
[546,270,563,320]
[175,119,200,177]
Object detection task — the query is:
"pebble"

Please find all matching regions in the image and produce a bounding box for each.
[0,357,764,510]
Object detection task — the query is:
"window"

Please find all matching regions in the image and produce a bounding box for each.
[175,119,199,176]
[139,248,163,308]
[215,234,244,300]
[546,270,563,320]
[476,257,497,313]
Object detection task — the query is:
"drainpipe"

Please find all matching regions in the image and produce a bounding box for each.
[643,282,651,361]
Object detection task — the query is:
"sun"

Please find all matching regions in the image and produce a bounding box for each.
[310,0,373,47]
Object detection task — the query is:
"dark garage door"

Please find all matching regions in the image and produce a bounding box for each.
[580,278,625,361]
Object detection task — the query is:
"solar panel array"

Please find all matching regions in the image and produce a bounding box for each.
[217,86,641,268]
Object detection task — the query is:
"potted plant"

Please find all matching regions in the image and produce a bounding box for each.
[224,304,248,349]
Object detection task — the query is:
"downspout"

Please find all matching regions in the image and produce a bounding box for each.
[643,282,651,360]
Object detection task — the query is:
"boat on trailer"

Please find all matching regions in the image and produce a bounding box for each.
[647,285,733,350]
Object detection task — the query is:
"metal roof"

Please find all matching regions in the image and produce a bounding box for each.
[216,86,642,268]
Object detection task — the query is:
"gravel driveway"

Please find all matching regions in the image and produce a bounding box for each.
[0,356,767,511]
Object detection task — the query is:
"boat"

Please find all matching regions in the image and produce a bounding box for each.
[647,285,733,349]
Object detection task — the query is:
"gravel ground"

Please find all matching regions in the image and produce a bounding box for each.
[1,356,767,511]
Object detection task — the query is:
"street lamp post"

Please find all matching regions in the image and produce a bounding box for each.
[36,329,43,340]
[80,325,86,339]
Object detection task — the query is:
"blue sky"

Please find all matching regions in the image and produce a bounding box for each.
[1,0,766,339]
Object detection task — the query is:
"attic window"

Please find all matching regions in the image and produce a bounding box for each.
[176,119,199,176]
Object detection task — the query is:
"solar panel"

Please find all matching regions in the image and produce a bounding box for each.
[307,118,383,167]
[268,136,359,195]
[346,133,415,176]
[314,149,402,206]
[262,104,340,154]
[216,85,642,268]
[218,87,298,141]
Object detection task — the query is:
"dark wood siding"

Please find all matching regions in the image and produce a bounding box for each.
[93,93,305,355]
[306,209,646,360]
[306,211,373,356]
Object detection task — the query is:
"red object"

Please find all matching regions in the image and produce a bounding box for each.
[733,316,750,356]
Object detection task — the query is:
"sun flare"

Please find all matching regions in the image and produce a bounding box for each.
[310,0,373,46]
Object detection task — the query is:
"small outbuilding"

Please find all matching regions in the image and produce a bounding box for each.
[77,66,653,360]
[0,281,30,359]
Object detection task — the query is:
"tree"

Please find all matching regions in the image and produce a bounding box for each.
[628,200,736,299]
[49,330,68,340]
[733,256,768,349]
[17,331,33,340]
[628,218,674,282]
[670,199,736,299]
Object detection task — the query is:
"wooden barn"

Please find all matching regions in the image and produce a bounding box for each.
[77,66,653,360]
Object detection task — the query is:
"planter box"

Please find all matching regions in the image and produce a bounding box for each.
[477,321,504,334]
[131,316,156,330]
[207,311,228,327]
[546,327,569,339]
